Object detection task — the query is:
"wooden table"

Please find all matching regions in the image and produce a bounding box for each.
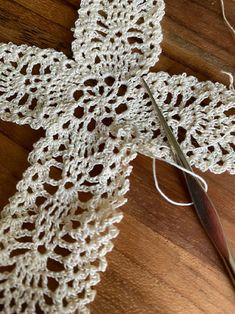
[0,1,234,313]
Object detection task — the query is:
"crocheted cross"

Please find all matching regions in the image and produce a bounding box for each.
[0,1,234,313]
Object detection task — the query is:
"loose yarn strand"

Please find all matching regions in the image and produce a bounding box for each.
[220,0,235,37]
[221,71,235,91]
[152,158,208,207]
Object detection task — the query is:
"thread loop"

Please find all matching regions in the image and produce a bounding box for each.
[152,158,208,206]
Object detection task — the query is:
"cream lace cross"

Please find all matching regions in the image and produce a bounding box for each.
[0,1,234,313]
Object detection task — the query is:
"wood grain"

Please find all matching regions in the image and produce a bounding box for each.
[0,0,234,313]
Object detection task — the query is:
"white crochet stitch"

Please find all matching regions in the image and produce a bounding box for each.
[0,0,234,313]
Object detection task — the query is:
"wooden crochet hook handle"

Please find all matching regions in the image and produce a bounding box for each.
[181,160,235,287]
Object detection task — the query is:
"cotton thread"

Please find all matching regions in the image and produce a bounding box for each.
[221,71,235,91]
[152,158,208,206]
[220,0,235,37]
[219,1,235,91]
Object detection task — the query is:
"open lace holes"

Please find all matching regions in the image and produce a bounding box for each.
[172,114,181,121]
[115,103,127,114]
[99,86,104,95]
[73,90,84,101]
[63,298,68,307]
[191,135,200,148]
[37,245,47,254]
[185,96,196,107]
[229,143,235,151]
[47,258,65,272]
[21,222,35,231]
[47,277,59,292]
[62,121,70,129]
[117,84,127,96]
[34,302,44,314]
[20,300,28,310]
[102,117,113,126]
[97,20,108,29]
[104,76,115,86]
[89,164,103,177]
[219,144,229,155]
[61,234,76,243]
[88,105,96,113]
[43,183,58,195]
[67,280,74,288]
[74,106,84,119]
[10,248,30,258]
[49,166,62,181]
[64,182,74,189]
[164,92,172,105]
[152,129,161,139]
[113,147,119,154]
[110,163,116,169]
[32,64,41,75]
[127,37,143,44]
[200,97,211,108]
[98,10,108,19]
[98,143,105,152]
[132,47,143,54]
[58,144,66,152]
[187,151,193,157]
[44,294,53,306]
[177,127,186,143]
[87,118,96,132]
[224,108,235,117]
[71,220,81,229]
[78,191,93,202]
[29,98,38,110]
[35,196,47,207]
[20,64,28,75]
[54,155,63,163]
[74,206,86,216]
[95,56,101,64]
[174,94,183,107]
[27,187,33,194]
[0,264,16,274]
[15,236,33,243]
[54,246,71,257]
[44,66,51,74]
[136,16,144,25]
[84,79,98,87]
[10,298,16,307]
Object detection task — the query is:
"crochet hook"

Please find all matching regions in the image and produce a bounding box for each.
[141,78,235,288]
